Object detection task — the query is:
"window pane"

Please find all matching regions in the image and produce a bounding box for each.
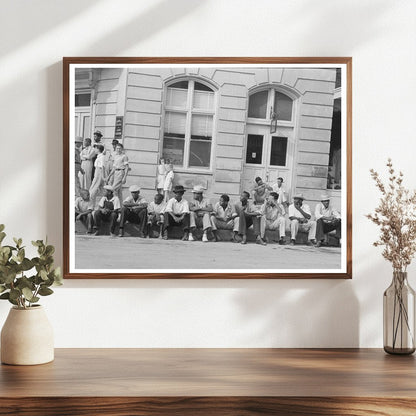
[75,93,91,107]
[163,136,185,166]
[82,116,90,139]
[170,81,188,89]
[269,136,287,166]
[189,140,211,168]
[191,114,213,139]
[248,90,268,118]
[166,87,188,107]
[193,90,214,110]
[245,134,263,164]
[274,92,293,121]
[194,82,213,92]
[164,111,186,134]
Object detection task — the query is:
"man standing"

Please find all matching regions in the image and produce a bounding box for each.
[163,185,190,240]
[93,185,121,237]
[235,191,266,245]
[315,194,341,247]
[118,185,148,238]
[210,194,239,242]
[260,192,286,245]
[252,177,273,205]
[272,177,288,210]
[74,136,84,197]
[189,185,213,242]
[288,194,317,246]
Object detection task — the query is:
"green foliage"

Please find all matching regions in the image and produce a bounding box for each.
[0,225,62,309]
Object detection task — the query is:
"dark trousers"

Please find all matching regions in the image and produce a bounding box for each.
[75,213,93,232]
[93,210,118,234]
[238,212,261,237]
[119,207,147,233]
[316,218,341,242]
[163,212,190,234]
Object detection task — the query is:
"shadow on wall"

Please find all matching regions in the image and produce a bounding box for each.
[233,280,359,348]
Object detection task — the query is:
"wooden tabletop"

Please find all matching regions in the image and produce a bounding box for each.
[1,348,416,415]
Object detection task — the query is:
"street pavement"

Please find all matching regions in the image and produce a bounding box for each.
[75,235,342,271]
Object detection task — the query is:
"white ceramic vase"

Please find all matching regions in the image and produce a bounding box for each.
[1,305,54,365]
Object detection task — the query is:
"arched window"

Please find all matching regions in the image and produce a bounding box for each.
[248,89,293,122]
[162,80,215,169]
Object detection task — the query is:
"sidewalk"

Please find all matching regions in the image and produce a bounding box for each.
[75,235,342,271]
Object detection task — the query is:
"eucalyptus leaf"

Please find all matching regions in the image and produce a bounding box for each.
[0,232,6,244]
[40,270,48,281]
[38,287,54,296]
[9,288,21,301]
[0,285,6,294]
[0,224,4,232]
[0,292,9,299]
[17,248,25,263]
[21,258,34,271]
[22,287,34,301]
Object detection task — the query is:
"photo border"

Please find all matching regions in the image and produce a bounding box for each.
[63,57,352,279]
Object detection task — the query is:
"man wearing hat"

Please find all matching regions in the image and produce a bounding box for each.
[93,185,121,237]
[288,193,317,246]
[118,185,148,238]
[234,191,266,245]
[315,194,341,247]
[74,136,84,197]
[162,185,190,240]
[259,192,286,245]
[189,185,213,242]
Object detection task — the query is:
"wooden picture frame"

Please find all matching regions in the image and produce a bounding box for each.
[63,57,352,279]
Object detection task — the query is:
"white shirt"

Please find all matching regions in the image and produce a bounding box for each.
[148,201,166,215]
[75,197,94,213]
[315,202,341,220]
[98,195,121,211]
[165,197,190,215]
[288,203,311,219]
[212,202,236,221]
[123,195,147,206]
[164,171,174,191]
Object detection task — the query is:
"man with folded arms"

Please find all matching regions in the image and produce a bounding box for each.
[118,185,148,238]
[315,194,341,247]
[260,192,286,245]
[210,194,239,242]
[234,191,266,246]
[288,193,317,246]
[189,185,213,242]
[162,185,190,241]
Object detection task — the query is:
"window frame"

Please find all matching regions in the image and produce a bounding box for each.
[162,78,217,173]
[247,87,296,128]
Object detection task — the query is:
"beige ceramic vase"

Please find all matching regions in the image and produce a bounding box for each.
[1,305,54,365]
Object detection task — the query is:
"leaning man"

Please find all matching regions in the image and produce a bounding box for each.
[260,192,286,245]
[189,185,213,242]
[162,185,190,240]
[288,193,317,246]
[315,194,341,247]
[119,185,148,238]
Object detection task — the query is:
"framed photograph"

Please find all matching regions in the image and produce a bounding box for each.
[63,57,352,279]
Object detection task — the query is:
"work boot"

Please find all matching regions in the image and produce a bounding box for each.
[118,228,124,237]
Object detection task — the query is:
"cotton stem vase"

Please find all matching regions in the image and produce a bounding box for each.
[1,305,54,365]
[383,271,416,355]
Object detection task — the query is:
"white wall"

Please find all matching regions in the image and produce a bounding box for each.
[0,0,415,348]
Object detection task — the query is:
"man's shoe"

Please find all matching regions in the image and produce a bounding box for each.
[306,240,316,247]
[93,229,99,236]
[202,233,209,242]
[241,235,247,245]
[110,233,117,238]
[182,232,189,241]
[279,238,285,245]
[232,233,242,243]
[256,236,267,246]
[290,239,296,246]
[316,240,323,248]
[138,232,145,238]
[188,233,195,241]
[163,230,168,240]
[118,229,124,237]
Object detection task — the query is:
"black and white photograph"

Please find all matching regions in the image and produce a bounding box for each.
[64,58,352,278]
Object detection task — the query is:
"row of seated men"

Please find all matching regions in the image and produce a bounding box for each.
[75,184,341,247]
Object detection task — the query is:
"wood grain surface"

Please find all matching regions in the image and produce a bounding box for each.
[1,348,415,415]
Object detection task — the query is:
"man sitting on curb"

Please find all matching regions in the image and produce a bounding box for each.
[234,191,266,246]
[288,193,317,246]
[118,185,148,238]
[147,193,166,238]
[75,189,94,234]
[260,192,286,245]
[162,185,190,240]
[210,194,239,242]
[315,194,341,247]
[93,185,121,237]
[189,185,213,242]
